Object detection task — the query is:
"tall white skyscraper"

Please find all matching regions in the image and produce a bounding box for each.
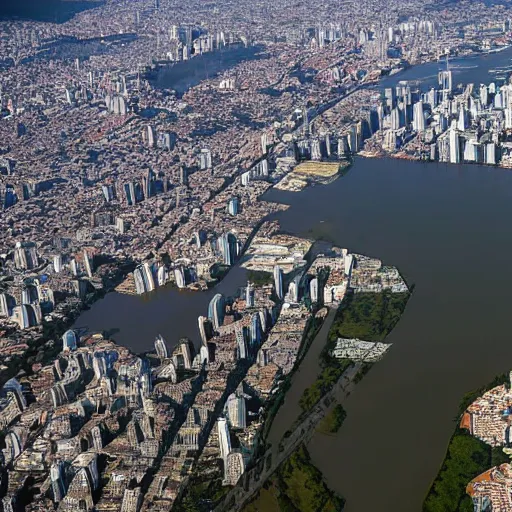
[449,129,460,164]
[457,107,468,132]
[217,418,231,461]
[412,102,425,132]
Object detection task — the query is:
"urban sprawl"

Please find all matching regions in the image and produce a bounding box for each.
[1,0,512,509]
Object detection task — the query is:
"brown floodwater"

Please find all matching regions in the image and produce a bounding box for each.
[263,156,512,511]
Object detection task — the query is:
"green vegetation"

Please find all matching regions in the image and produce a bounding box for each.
[299,291,409,415]
[423,429,509,512]
[317,404,347,434]
[329,291,410,342]
[299,359,352,412]
[423,373,510,512]
[244,444,344,512]
[247,270,274,287]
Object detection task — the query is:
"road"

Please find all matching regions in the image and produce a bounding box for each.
[215,362,361,512]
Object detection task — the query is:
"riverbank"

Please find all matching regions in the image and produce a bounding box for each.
[423,374,510,512]
[299,290,410,416]
[242,444,344,512]
[0,259,133,387]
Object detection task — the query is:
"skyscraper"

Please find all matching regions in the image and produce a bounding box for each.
[274,265,283,300]
[227,197,239,216]
[50,462,67,503]
[249,313,262,349]
[309,277,318,303]
[225,393,247,429]
[457,107,468,132]
[218,233,238,266]
[236,326,247,359]
[174,267,186,289]
[486,142,496,165]
[199,148,212,170]
[245,283,254,308]
[438,70,452,93]
[449,129,460,164]
[412,102,425,132]
[154,335,169,359]
[217,417,231,461]
[62,330,77,352]
[134,263,156,294]
[198,315,211,345]
[208,293,225,330]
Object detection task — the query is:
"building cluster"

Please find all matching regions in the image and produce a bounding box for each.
[332,338,391,362]
[1,0,512,364]
[0,212,409,510]
[310,67,512,169]
[461,372,512,511]
[2,0,512,505]
[366,72,512,166]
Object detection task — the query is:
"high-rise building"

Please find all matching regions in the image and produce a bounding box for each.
[274,265,283,300]
[62,330,77,352]
[53,254,63,273]
[236,326,247,359]
[121,488,143,512]
[438,70,452,93]
[208,293,225,330]
[198,315,211,345]
[309,277,318,303]
[311,138,322,161]
[412,102,425,132]
[249,313,262,349]
[390,107,401,131]
[348,125,359,152]
[174,267,186,288]
[83,250,93,278]
[134,263,156,294]
[14,242,38,270]
[145,125,156,147]
[449,129,460,164]
[259,309,268,333]
[224,451,245,487]
[227,197,239,216]
[225,393,247,429]
[199,148,212,170]
[457,107,468,131]
[0,294,9,317]
[217,417,231,461]
[245,283,254,308]
[486,142,496,165]
[180,166,188,186]
[157,265,166,287]
[261,133,268,155]
[50,462,67,503]
[154,335,169,359]
[218,233,238,266]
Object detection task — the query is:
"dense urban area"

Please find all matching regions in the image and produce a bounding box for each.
[2,0,512,509]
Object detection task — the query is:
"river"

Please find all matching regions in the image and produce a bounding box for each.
[379,44,512,90]
[264,157,512,511]
[73,266,248,353]
[72,48,512,510]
